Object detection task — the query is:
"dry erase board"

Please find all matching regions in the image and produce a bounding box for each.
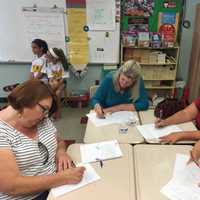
[0,0,66,63]
[65,0,120,64]
[86,0,120,64]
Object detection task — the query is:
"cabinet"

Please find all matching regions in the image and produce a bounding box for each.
[121,45,180,97]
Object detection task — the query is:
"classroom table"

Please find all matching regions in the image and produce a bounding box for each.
[47,143,136,200]
[133,144,192,200]
[138,109,197,144]
[84,111,144,144]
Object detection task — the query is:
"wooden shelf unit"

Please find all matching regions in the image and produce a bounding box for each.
[121,45,180,96]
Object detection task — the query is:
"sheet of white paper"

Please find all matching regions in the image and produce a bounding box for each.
[136,123,182,140]
[87,111,138,127]
[161,154,200,200]
[86,0,115,31]
[161,178,197,200]
[51,163,101,197]
[161,176,200,200]
[80,140,122,163]
[173,154,189,176]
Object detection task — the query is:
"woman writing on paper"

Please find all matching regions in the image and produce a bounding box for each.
[155,98,200,144]
[91,60,149,118]
[0,80,85,200]
[30,39,48,82]
[46,48,69,119]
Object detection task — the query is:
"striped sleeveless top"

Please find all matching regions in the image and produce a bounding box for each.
[0,118,57,200]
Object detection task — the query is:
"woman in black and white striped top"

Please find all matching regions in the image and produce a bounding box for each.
[0,80,85,200]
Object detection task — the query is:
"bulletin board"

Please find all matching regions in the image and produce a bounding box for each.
[87,0,120,64]
[66,0,121,64]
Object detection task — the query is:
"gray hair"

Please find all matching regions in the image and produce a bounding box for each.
[113,60,142,101]
[118,60,141,81]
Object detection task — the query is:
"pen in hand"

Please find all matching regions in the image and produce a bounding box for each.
[71,161,76,168]
[99,108,105,119]
[96,158,103,168]
[160,109,163,119]
[189,150,200,168]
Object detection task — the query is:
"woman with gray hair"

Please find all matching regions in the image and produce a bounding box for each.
[91,60,149,118]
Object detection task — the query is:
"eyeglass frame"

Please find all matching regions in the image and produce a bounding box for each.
[39,81,58,117]
[37,103,49,116]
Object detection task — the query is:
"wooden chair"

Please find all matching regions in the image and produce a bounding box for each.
[80,85,99,124]
[89,85,99,98]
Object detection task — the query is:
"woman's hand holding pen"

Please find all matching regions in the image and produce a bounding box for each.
[155,118,166,128]
[94,103,105,118]
[188,141,200,167]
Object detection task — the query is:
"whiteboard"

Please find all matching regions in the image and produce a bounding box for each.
[86,0,120,64]
[0,0,66,62]
[0,0,120,64]
[86,0,115,31]
[87,23,120,64]
[66,0,120,64]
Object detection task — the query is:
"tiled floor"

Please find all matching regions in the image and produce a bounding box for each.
[54,106,90,143]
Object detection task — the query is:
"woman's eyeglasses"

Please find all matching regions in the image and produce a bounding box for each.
[38,141,49,165]
[37,103,49,116]
[39,81,58,117]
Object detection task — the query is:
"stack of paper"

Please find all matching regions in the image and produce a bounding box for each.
[51,163,101,197]
[87,111,138,127]
[80,140,123,163]
[161,154,200,200]
[136,123,182,140]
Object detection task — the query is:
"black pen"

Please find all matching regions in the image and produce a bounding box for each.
[96,158,103,168]
[71,161,76,168]
[99,107,105,119]
[190,151,200,168]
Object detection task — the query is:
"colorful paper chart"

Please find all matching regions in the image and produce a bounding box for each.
[66,0,89,68]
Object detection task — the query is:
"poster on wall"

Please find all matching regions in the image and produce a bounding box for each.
[66,0,89,70]
[124,0,154,17]
[158,12,179,46]
[86,0,115,31]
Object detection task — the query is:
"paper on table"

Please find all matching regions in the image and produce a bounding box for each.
[136,123,182,140]
[51,163,101,197]
[87,111,138,127]
[80,140,122,163]
[161,154,200,200]
[173,154,189,176]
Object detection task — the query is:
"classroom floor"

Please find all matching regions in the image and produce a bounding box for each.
[54,106,90,143]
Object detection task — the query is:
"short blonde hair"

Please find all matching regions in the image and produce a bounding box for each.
[119,60,141,81]
[112,60,141,100]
